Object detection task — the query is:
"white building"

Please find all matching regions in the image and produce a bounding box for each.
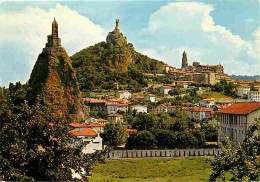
[107,113,124,123]
[248,91,260,102]
[237,85,251,98]
[182,107,213,120]
[199,98,215,108]
[217,102,260,145]
[144,94,156,102]
[130,105,148,113]
[107,103,128,114]
[116,91,132,99]
[70,128,103,154]
[155,104,176,114]
[160,86,171,95]
[70,122,104,133]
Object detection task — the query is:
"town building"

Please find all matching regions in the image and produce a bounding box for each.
[116,90,132,99]
[107,113,124,123]
[237,84,251,98]
[70,128,103,154]
[130,105,148,113]
[199,98,215,108]
[107,103,128,114]
[131,93,144,101]
[216,102,260,145]
[144,94,156,102]
[70,122,104,133]
[155,104,176,114]
[182,107,213,121]
[160,86,172,95]
[83,98,107,111]
[248,91,260,102]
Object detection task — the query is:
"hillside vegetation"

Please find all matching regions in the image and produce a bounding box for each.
[71,27,164,92]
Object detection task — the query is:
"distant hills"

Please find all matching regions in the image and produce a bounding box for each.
[71,20,165,91]
[230,75,260,81]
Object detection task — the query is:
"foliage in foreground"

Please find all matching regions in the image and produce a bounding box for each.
[209,121,260,181]
[0,82,97,181]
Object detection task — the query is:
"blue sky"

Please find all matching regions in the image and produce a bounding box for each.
[0,0,259,86]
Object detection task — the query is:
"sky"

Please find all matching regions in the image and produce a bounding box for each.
[0,0,259,87]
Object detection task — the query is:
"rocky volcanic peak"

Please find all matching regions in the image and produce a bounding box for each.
[106,19,128,47]
[105,19,133,72]
[27,19,88,121]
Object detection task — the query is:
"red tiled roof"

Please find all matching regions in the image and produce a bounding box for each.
[70,128,98,137]
[217,102,260,115]
[70,122,104,128]
[182,107,189,110]
[97,118,107,122]
[134,95,144,99]
[202,98,214,102]
[190,107,213,112]
[238,84,251,88]
[250,91,260,93]
[108,113,124,119]
[107,103,128,106]
[84,99,107,104]
[70,122,89,128]
[127,129,137,132]
[88,123,104,127]
[160,104,175,108]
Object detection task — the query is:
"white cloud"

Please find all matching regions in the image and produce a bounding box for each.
[138,2,260,76]
[246,18,254,23]
[0,4,106,86]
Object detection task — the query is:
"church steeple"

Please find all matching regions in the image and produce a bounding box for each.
[52,18,58,39]
[45,18,61,49]
[182,50,188,69]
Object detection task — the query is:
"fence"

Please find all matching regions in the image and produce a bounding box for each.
[107,148,222,159]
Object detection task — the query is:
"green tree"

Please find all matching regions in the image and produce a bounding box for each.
[100,121,127,148]
[157,130,176,149]
[209,121,260,181]
[0,100,93,181]
[126,131,157,149]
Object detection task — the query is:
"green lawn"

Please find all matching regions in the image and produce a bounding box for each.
[90,157,213,181]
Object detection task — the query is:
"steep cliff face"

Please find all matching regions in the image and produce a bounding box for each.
[28,48,88,121]
[27,19,88,121]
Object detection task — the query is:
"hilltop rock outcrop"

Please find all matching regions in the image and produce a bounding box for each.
[105,19,133,72]
[27,19,88,121]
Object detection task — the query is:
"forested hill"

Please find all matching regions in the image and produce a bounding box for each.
[71,24,165,92]
[231,75,260,81]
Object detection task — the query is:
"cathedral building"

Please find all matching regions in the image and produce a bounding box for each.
[173,51,230,85]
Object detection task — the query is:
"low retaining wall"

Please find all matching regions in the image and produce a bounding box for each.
[107,148,221,159]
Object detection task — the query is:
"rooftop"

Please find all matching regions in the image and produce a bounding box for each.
[70,128,98,137]
[108,113,124,118]
[217,102,260,115]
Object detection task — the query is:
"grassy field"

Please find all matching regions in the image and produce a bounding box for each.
[90,157,213,181]
[199,91,233,100]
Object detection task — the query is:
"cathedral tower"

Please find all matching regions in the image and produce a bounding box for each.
[181,51,188,69]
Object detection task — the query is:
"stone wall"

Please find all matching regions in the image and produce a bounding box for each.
[107,148,222,159]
